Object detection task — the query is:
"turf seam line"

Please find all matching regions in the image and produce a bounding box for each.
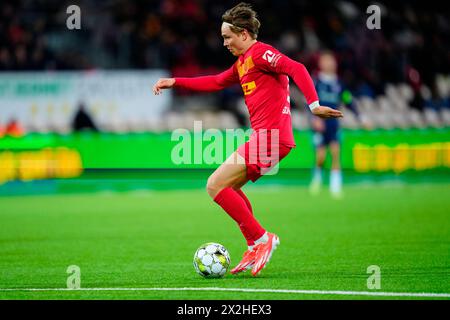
[1,287,449,298]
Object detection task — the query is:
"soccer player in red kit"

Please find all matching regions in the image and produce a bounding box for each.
[153,3,343,276]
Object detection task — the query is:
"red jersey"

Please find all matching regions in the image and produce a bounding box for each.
[175,41,319,147]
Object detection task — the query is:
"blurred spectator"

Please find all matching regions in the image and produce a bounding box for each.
[5,119,25,137]
[1,0,447,86]
[1,0,449,124]
[72,102,98,132]
[424,78,449,112]
[0,46,14,70]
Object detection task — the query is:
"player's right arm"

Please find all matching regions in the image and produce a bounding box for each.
[153,65,238,95]
[253,45,343,119]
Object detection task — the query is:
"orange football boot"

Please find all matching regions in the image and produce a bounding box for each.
[230,248,257,274]
[251,233,280,276]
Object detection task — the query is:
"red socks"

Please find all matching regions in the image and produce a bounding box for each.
[235,188,256,246]
[235,189,253,215]
[214,187,264,245]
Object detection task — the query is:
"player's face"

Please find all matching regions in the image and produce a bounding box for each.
[221,23,246,56]
[319,54,337,74]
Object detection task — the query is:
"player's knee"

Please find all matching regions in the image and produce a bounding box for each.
[331,153,340,162]
[317,157,325,166]
[316,154,326,166]
[206,176,221,199]
[330,150,340,161]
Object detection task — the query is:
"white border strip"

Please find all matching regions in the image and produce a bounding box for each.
[1,287,449,298]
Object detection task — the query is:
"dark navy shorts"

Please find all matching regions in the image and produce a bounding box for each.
[313,120,340,147]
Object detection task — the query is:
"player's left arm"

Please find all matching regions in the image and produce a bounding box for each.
[152,66,238,95]
[256,48,343,119]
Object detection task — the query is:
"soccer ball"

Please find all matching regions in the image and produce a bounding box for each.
[193,242,231,278]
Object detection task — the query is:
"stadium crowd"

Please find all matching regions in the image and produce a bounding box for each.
[0,0,449,132]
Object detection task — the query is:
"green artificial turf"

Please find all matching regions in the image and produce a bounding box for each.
[0,183,449,299]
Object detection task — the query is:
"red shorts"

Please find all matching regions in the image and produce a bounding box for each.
[237,131,293,182]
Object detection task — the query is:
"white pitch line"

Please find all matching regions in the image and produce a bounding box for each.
[0,287,449,298]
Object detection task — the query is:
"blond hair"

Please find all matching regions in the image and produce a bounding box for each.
[222,2,261,39]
